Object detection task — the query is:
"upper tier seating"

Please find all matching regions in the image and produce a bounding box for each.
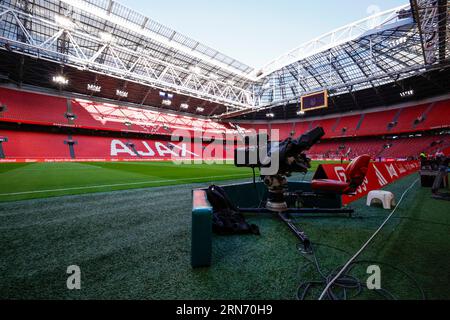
[241,100,449,138]
[350,109,399,136]
[1,87,449,139]
[415,100,450,131]
[330,114,362,137]
[0,88,68,125]
[71,98,235,136]
[310,118,339,138]
[270,123,296,140]
[393,104,429,133]
[0,88,235,137]
[71,99,131,132]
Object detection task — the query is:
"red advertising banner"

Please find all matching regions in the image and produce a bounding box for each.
[314,161,420,205]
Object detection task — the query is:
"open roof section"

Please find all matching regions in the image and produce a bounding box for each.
[250,4,426,108]
[252,5,413,79]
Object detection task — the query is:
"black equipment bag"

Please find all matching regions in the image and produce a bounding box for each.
[206,185,260,236]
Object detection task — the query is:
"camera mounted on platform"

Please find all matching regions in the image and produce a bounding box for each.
[234,127,325,211]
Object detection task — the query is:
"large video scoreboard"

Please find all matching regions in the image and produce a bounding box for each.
[301,90,328,112]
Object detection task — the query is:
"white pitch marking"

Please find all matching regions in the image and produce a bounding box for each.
[0,174,250,197]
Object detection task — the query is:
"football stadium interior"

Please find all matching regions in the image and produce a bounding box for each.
[0,0,449,301]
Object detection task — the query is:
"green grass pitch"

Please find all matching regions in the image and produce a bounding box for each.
[0,161,449,300]
[0,161,330,202]
[0,161,328,202]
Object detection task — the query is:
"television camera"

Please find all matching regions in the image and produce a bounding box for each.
[235,127,325,211]
[230,127,370,251]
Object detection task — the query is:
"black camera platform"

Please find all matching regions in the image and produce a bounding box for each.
[238,206,354,253]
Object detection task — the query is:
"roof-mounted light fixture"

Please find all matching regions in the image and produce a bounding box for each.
[400,90,414,98]
[87,84,101,93]
[52,75,69,85]
[160,91,174,106]
[116,89,128,98]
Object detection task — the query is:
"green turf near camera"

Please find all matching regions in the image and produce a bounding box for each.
[0,161,449,299]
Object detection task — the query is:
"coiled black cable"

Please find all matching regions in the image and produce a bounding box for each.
[295,242,426,300]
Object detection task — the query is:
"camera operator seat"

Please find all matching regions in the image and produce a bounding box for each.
[311,155,371,195]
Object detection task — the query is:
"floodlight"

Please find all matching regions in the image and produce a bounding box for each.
[87,84,101,92]
[52,75,69,85]
[116,89,128,98]
[400,90,414,98]
[159,91,174,99]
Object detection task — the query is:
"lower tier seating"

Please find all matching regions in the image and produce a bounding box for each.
[378,136,450,159]
[0,130,233,161]
[309,135,450,160]
[1,129,448,162]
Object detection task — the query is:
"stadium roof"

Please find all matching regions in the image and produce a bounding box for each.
[229,0,450,117]
[0,0,256,110]
[0,0,448,118]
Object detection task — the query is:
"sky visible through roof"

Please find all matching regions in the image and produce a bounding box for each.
[120,0,408,69]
